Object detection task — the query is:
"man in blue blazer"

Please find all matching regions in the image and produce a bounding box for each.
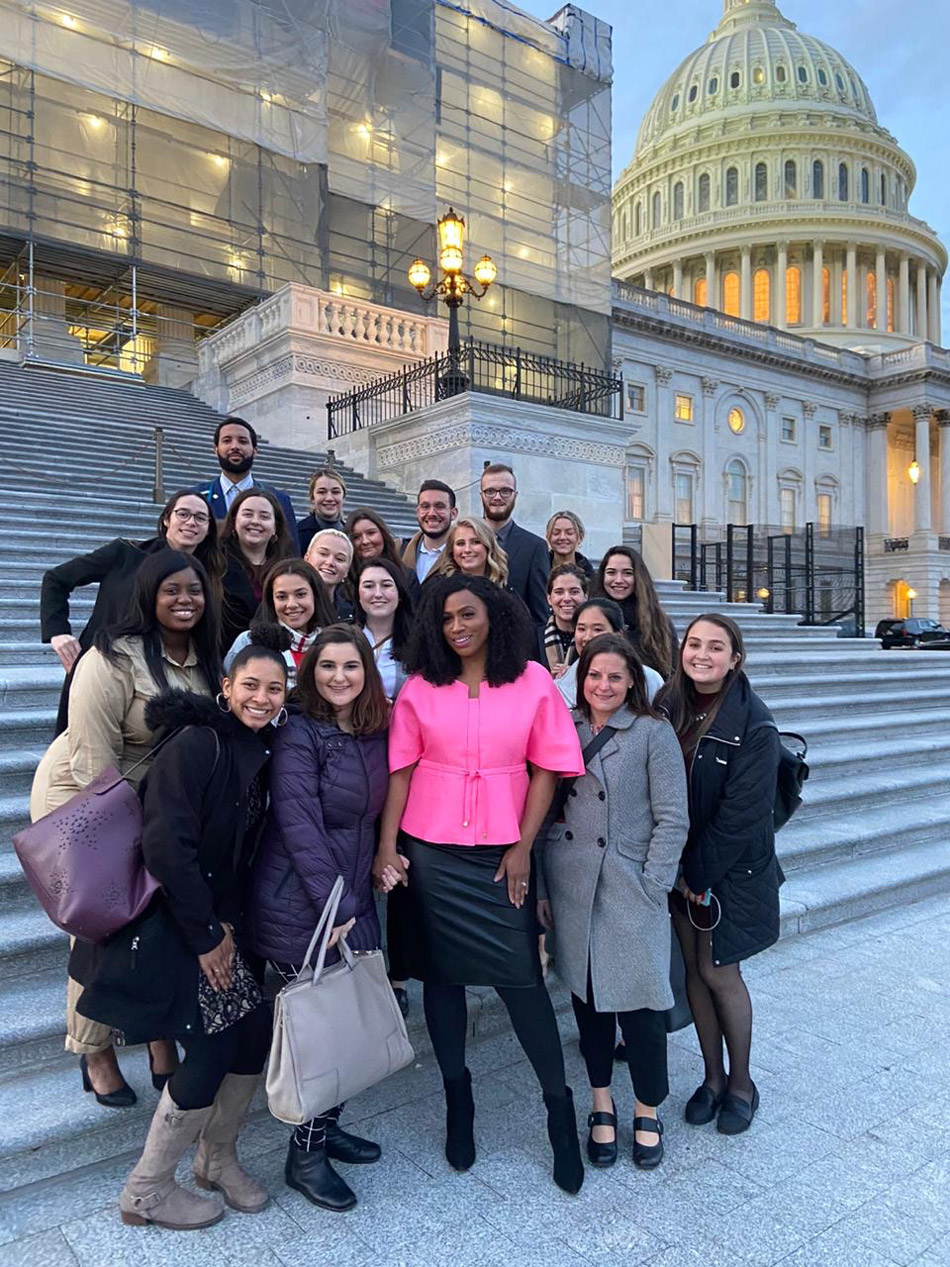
[190,417,298,540]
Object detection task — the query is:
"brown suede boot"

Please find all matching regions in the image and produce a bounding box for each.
[194,1074,269,1213]
[119,1086,224,1229]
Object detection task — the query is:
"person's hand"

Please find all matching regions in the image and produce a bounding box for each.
[51,634,81,673]
[682,884,707,905]
[494,843,531,908]
[198,927,235,991]
[373,849,409,893]
[328,918,356,948]
[537,898,554,930]
[550,662,569,680]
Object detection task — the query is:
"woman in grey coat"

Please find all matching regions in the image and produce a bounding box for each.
[539,632,688,1170]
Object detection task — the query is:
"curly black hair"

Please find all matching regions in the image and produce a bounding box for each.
[404,573,535,687]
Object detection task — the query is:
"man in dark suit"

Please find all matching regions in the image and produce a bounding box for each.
[190,416,298,539]
[480,462,550,625]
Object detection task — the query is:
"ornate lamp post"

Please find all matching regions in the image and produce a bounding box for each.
[408,208,496,396]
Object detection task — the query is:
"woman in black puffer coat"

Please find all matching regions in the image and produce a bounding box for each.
[251,624,390,1214]
[657,613,781,1140]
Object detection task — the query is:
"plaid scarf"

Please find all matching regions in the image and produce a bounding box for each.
[543,616,575,673]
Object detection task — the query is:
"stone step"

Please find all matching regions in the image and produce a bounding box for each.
[0,751,43,797]
[757,706,950,746]
[0,709,57,752]
[792,764,950,824]
[805,732,949,782]
[0,967,67,1076]
[760,676,950,713]
[0,667,68,710]
[0,895,67,977]
[779,794,950,875]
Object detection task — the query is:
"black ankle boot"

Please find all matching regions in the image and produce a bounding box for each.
[443,1069,476,1171]
[543,1087,584,1195]
[284,1139,356,1211]
[325,1119,382,1165]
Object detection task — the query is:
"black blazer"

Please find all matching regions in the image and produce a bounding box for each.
[41,537,165,648]
[190,475,298,541]
[681,673,783,966]
[76,691,273,1045]
[499,521,550,626]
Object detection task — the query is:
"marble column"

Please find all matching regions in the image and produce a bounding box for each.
[29,276,85,364]
[876,249,887,331]
[763,392,779,523]
[832,252,843,326]
[866,413,890,536]
[898,255,910,333]
[846,244,857,329]
[928,271,940,343]
[913,405,933,535]
[939,414,950,536]
[644,268,654,291]
[740,246,752,321]
[672,259,684,301]
[704,252,716,308]
[654,365,674,521]
[699,377,719,526]
[811,241,823,328]
[775,242,787,329]
[916,263,928,340]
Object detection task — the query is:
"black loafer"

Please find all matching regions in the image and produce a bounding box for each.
[80,1055,137,1109]
[684,1083,724,1126]
[325,1121,382,1165]
[717,1084,759,1135]
[632,1115,664,1169]
[586,1104,618,1168]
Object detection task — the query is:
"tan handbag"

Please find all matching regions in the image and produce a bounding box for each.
[265,876,415,1125]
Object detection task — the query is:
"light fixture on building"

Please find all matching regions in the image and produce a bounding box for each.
[907,585,918,616]
[757,587,770,600]
[408,207,497,398]
[908,460,921,485]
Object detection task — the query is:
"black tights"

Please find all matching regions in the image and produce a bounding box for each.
[423,981,566,1098]
[169,1000,272,1111]
[670,893,754,1101]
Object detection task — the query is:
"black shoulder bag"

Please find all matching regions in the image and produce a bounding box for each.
[550,725,617,822]
[774,731,809,830]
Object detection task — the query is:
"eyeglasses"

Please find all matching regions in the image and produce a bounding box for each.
[482,487,515,500]
[171,508,210,525]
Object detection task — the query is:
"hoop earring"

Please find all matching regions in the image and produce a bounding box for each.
[274,706,289,727]
[216,692,230,714]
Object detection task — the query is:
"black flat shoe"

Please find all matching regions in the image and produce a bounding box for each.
[147,1044,177,1092]
[632,1115,664,1169]
[325,1120,382,1165]
[392,986,410,1019]
[717,1084,759,1135]
[284,1140,356,1211]
[586,1104,618,1168]
[79,1055,137,1109]
[684,1084,725,1126]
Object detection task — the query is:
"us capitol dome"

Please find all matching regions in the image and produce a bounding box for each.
[612,0,947,350]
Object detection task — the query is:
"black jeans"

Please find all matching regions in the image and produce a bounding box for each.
[169,999,272,1111]
[571,990,669,1107]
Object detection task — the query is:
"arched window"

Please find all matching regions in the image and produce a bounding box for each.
[753,267,771,322]
[652,191,661,228]
[671,93,680,112]
[797,65,808,83]
[688,84,698,103]
[784,159,797,198]
[786,266,802,324]
[822,266,831,324]
[753,66,765,86]
[861,168,870,204]
[708,75,719,94]
[880,173,887,206]
[722,271,740,317]
[754,162,768,201]
[673,181,684,220]
[866,271,877,327]
[812,159,824,199]
[817,67,828,86]
[726,459,748,526]
[775,64,787,83]
[698,172,710,212]
[694,277,708,307]
[725,166,739,206]
[730,70,741,89]
[886,277,895,332]
[838,162,849,201]
[635,202,641,236]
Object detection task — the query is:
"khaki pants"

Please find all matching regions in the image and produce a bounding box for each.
[65,950,113,1055]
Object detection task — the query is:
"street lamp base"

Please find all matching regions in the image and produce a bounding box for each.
[437,368,469,399]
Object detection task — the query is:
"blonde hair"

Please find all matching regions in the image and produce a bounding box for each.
[545,509,586,548]
[431,516,509,587]
[306,528,354,568]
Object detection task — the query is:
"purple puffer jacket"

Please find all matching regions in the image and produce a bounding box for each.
[251,713,388,964]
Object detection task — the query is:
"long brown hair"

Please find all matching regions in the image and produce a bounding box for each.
[295,624,389,735]
[260,558,336,632]
[222,488,297,585]
[575,632,661,723]
[591,545,674,677]
[157,489,225,607]
[659,613,745,742]
[344,506,404,593]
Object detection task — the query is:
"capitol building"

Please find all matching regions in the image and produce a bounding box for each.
[609,0,950,625]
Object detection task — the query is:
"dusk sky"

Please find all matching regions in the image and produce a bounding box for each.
[515,0,950,326]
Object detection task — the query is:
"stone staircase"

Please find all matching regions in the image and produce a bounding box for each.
[1,359,950,1209]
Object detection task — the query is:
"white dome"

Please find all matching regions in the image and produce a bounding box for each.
[636,0,877,160]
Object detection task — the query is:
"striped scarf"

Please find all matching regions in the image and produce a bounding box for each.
[543,616,575,673]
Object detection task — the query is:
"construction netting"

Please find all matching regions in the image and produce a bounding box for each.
[0,0,612,361]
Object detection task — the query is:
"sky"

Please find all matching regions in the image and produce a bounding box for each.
[514,0,950,324]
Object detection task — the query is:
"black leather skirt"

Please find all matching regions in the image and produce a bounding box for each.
[399,833,541,988]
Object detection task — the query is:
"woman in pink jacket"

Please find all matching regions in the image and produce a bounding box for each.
[374,574,585,1194]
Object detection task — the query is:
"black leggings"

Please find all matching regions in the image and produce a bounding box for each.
[168,1000,272,1111]
[423,981,566,1098]
[571,992,668,1107]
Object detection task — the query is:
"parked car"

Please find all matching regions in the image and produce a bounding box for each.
[874,618,950,650]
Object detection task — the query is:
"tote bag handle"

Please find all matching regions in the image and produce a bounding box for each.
[298,876,347,985]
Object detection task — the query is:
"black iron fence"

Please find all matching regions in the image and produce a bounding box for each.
[326,338,623,438]
[672,522,866,635]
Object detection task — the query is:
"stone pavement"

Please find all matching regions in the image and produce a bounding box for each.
[2,893,949,1267]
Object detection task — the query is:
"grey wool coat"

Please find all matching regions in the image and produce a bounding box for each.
[538,707,689,1013]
